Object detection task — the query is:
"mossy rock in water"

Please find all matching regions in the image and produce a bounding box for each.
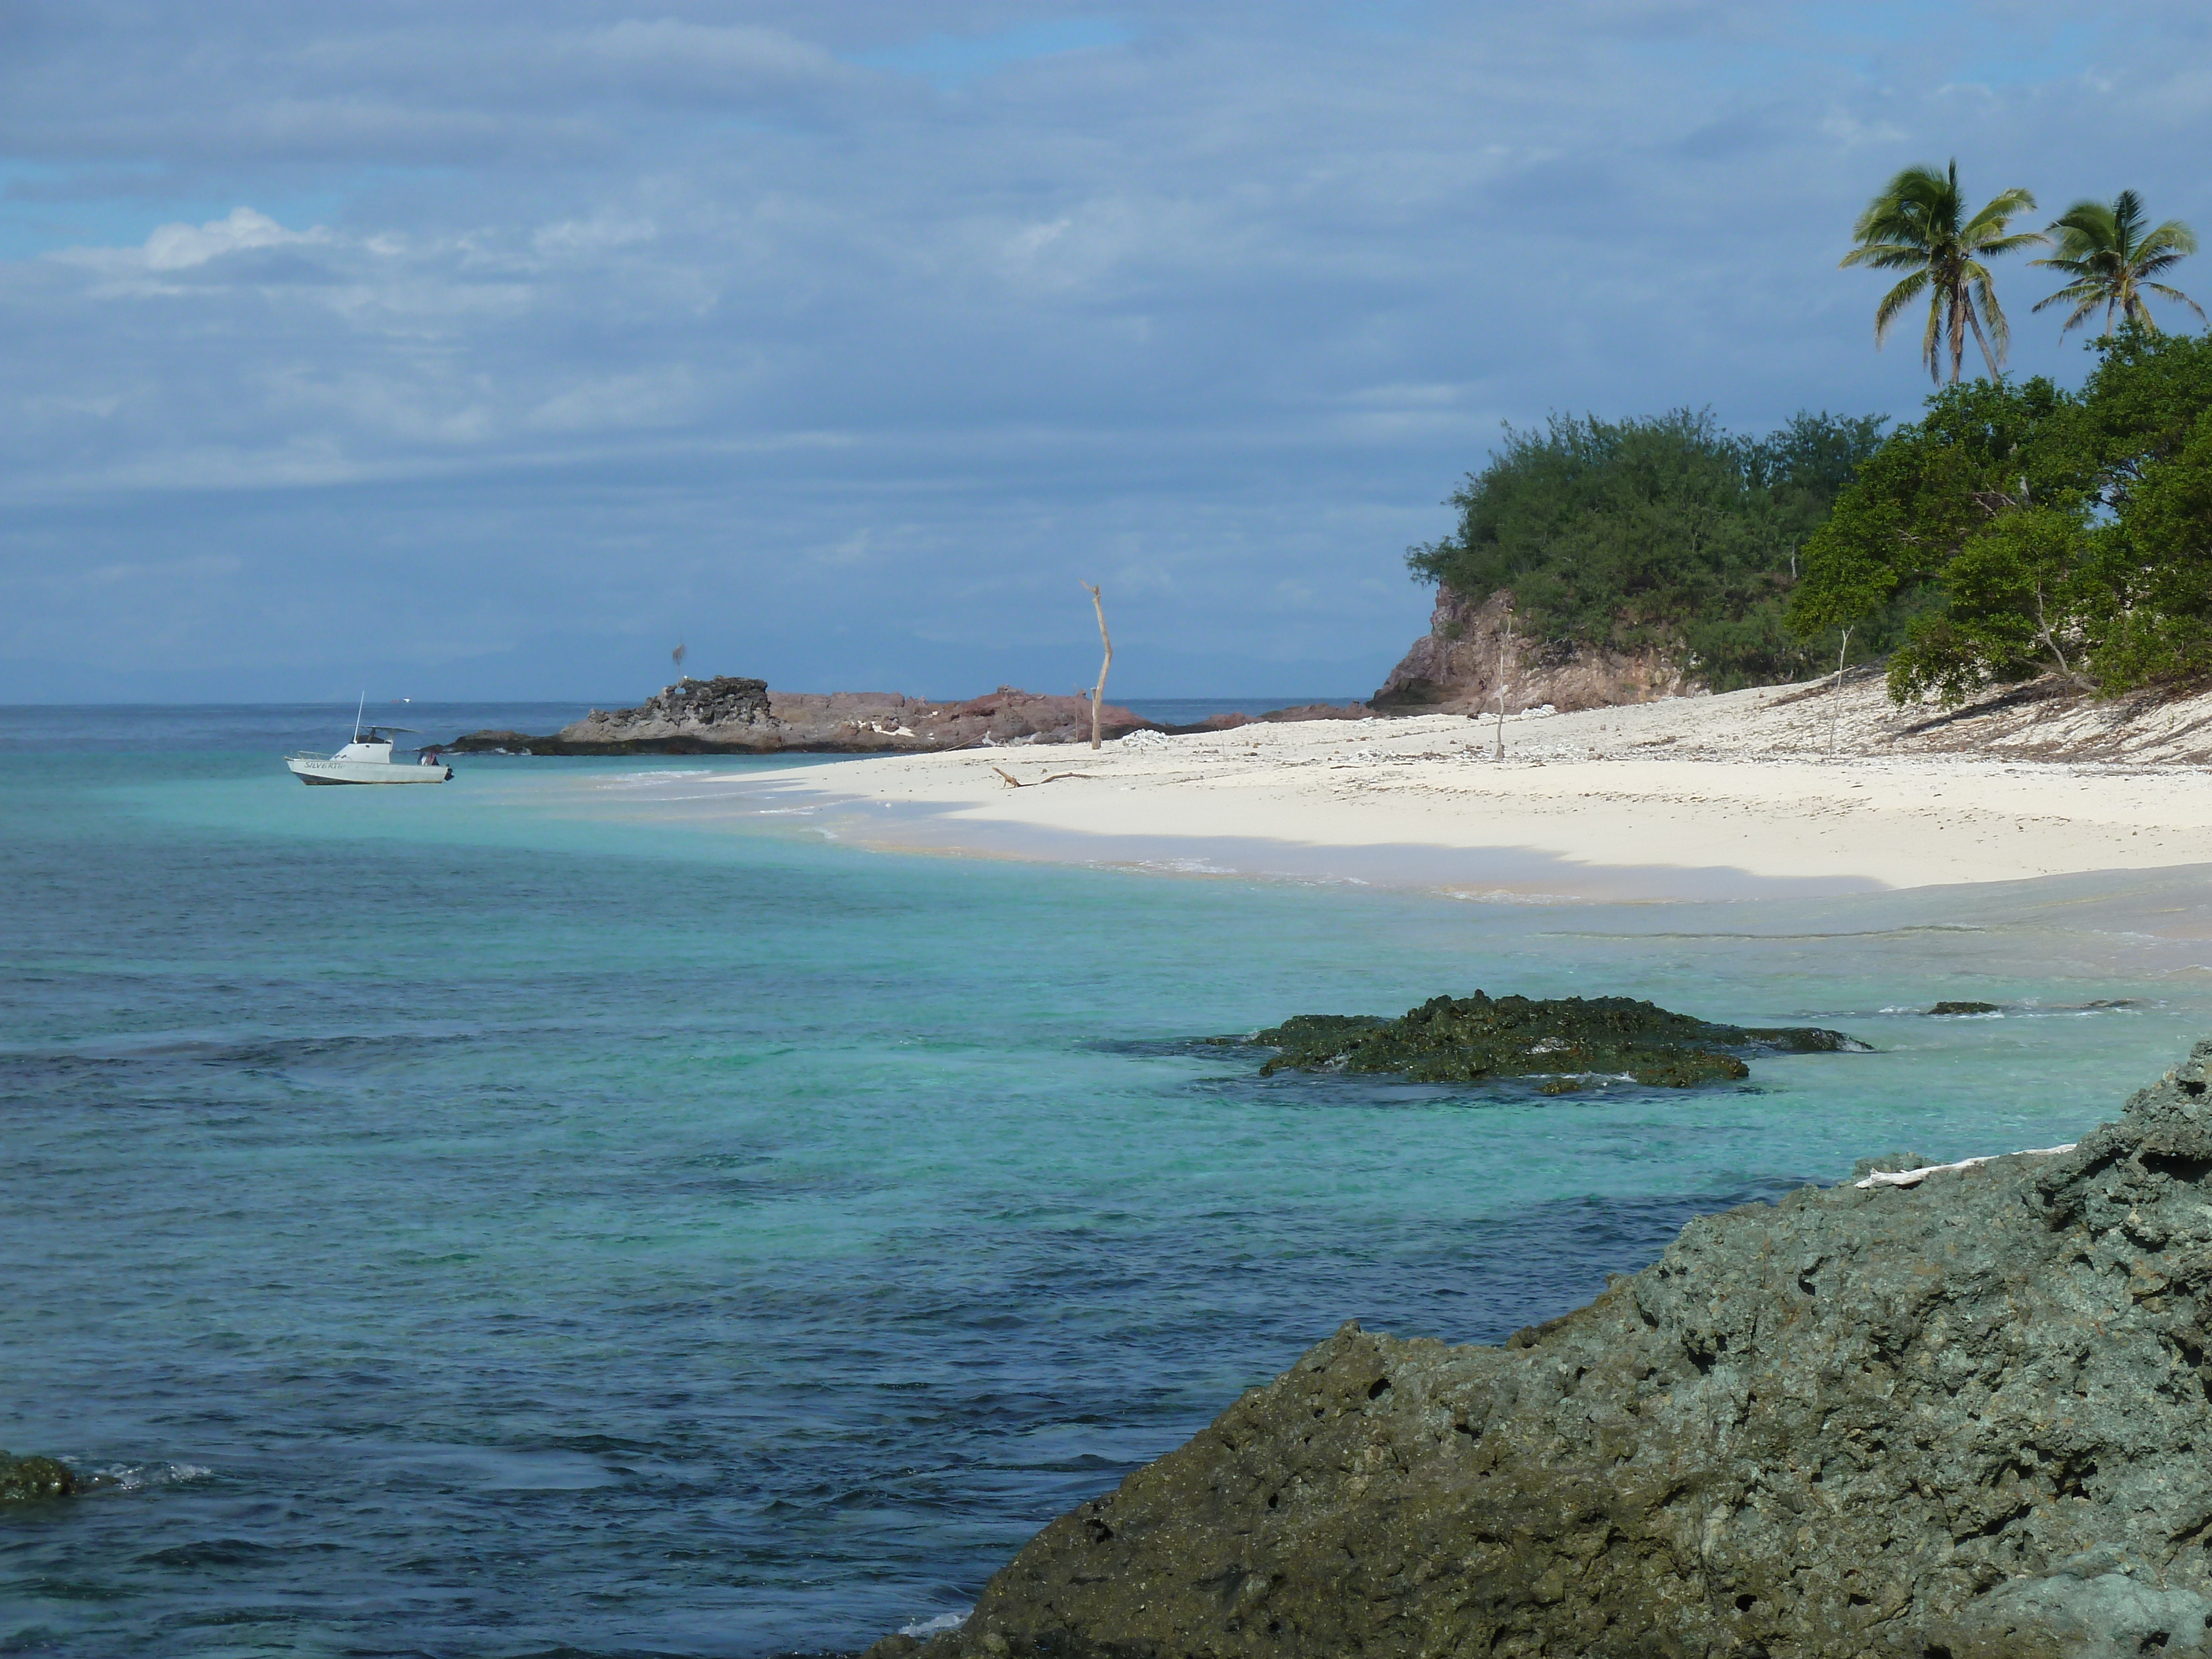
[0,1453,76,1501]
[1235,993,1855,1092]
[1927,1001,2002,1016]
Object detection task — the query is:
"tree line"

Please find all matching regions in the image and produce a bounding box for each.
[1790,330,2212,702]
[1406,410,1886,691]
[1409,163,2212,706]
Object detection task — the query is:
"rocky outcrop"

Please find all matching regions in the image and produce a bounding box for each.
[451,679,1378,755]
[451,679,1157,755]
[1227,992,1858,1093]
[0,1453,76,1501]
[868,1039,2212,1659]
[1372,586,1699,714]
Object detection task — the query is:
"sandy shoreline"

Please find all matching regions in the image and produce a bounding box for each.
[589,677,2212,900]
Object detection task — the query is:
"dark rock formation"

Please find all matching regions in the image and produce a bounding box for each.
[1229,993,1858,1093]
[451,679,1378,755]
[0,1452,76,1501]
[1371,586,1699,715]
[868,1039,2212,1659]
[450,679,1156,755]
[1929,1001,2004,1016]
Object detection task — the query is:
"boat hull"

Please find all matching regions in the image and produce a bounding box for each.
[287,758,452,785]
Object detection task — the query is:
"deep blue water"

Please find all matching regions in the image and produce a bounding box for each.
[5,705,2210,1656]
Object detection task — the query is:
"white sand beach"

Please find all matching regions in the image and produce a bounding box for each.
[608,675,2212,899]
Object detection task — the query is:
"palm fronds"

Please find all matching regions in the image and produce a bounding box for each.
[2032,190,2205,336]
[1842,161,2043,382]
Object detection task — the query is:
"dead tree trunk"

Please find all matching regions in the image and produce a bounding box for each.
[1828,625,1852,759]
[1493,607,1514,761]
[1082,582,1113,750]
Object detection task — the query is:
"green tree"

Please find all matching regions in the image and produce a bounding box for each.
[1407,410,1884,689]
[1887,506,2099,703]
[2067,326,2212,493]
[1791,332,2212,705]
[1841,161,2042,383]
[2033,190,2204,338]
[1788,379,2075,625]
[2095,411,2212,685]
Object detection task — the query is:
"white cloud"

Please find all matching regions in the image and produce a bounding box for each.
[140,206,328,271]
[531,215,658,259]
[4,3,2212,698]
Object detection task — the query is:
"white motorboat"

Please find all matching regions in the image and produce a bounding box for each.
[287,708,452,786]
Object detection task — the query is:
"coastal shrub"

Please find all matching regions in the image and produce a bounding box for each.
[1406,410,1887,690]
[1791,327,2212,702]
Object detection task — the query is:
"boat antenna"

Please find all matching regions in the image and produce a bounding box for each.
[353,690,366,742]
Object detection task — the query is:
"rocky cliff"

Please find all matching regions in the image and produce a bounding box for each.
[1371,587,1698,715]
[867,1039,2212,1659]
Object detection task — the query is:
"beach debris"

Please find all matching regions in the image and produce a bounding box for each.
[0,1452,77,1501]
[1222,992,1859,1091]
[1855,1144,2077,1188]
[991,767,1096,789]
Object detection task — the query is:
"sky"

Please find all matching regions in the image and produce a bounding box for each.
[5,1,2212,704]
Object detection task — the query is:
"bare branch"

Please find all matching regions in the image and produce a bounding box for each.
[1079,581,1113,751]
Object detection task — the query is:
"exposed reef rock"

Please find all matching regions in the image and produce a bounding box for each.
[451,679,1375,755]
[1371,586,1699,715]
[1929,1001,2004,1016]
[869,1039,2212,1659]
[0,1452,76,1501]
[1230,992,1856,1092]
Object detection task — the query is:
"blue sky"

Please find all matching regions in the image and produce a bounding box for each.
[4,0,2210,702]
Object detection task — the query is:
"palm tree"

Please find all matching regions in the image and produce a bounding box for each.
[1841,161,2043,383]
[2032,190,2205,337]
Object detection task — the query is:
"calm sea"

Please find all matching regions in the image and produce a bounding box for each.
[6,704,2210,1657]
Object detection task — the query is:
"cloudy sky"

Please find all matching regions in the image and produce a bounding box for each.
[4,1,2209,703]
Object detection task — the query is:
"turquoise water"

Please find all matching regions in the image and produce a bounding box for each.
[6,706,2211,1656]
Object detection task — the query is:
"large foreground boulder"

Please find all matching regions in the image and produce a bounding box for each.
[872,1039,2212,1658]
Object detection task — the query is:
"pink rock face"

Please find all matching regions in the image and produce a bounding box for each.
[1371,587,1699,716]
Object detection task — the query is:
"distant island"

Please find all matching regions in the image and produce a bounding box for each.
[450,677,1369,755]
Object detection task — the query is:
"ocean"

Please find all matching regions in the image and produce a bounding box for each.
[5,703,2209,1656]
